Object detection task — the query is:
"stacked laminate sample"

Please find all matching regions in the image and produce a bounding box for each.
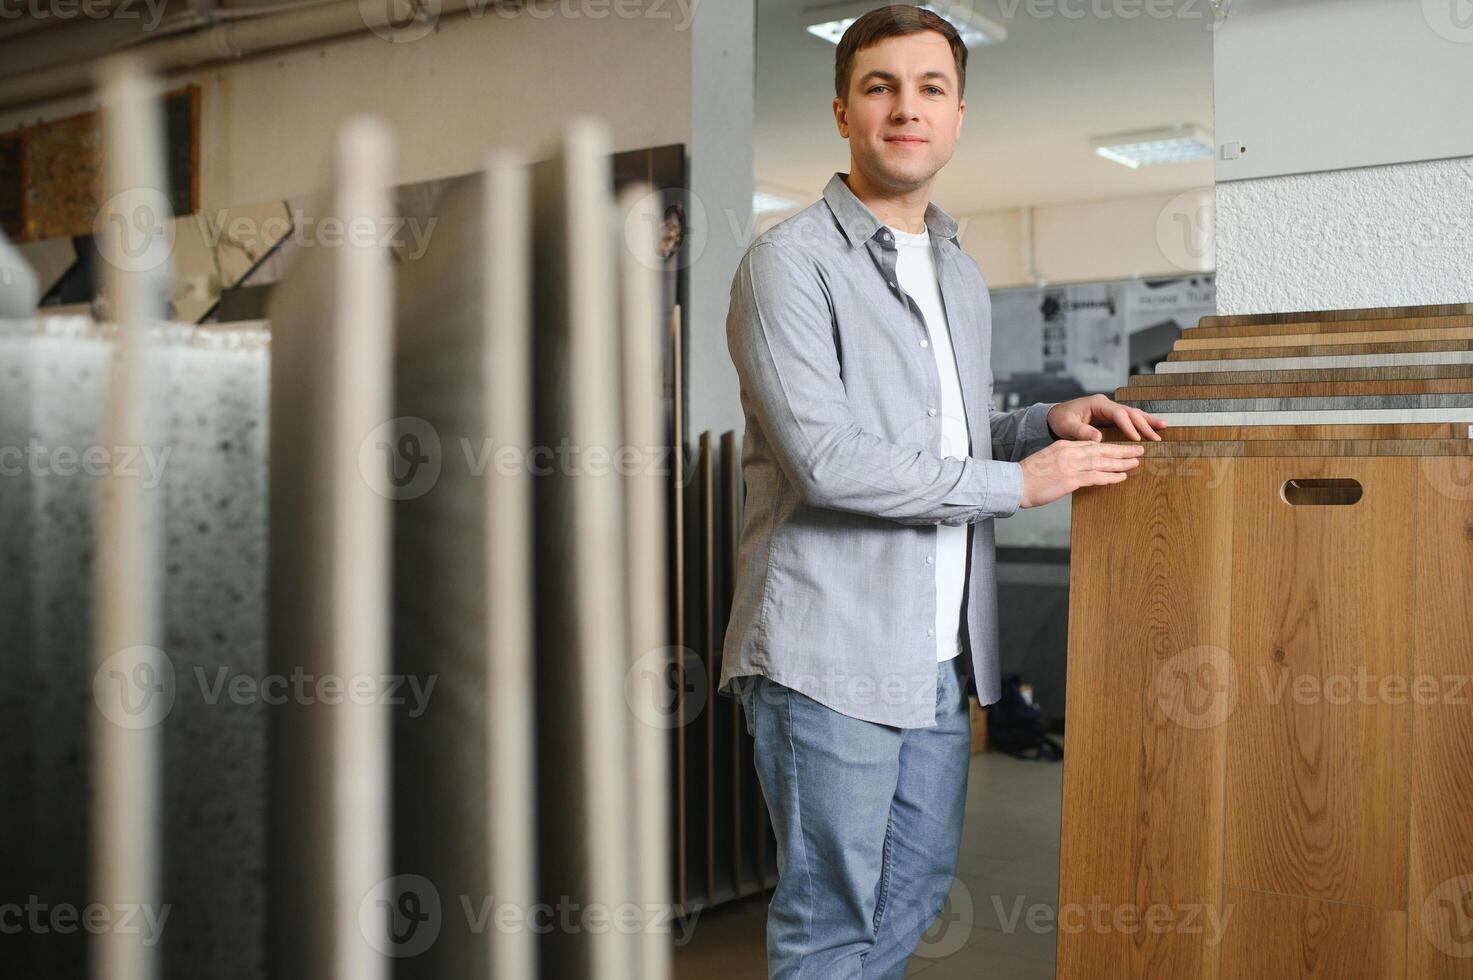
[1059,301,1473,980]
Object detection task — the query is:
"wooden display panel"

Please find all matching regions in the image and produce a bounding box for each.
[1200,302,1473,329]
[1128,365,1473,387]
[1062,445,1473,978]
[1166,340,1473,363]
[1176,326,1473,352]
[1409,458,1473,980]
[1058,456,1233,979]
[1223,458,1411,908]
[1122,378,1473,401]
[1106,423,1471,442]
[1184,313,1473,341]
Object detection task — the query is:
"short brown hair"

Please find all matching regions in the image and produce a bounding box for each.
[834,5,968,103]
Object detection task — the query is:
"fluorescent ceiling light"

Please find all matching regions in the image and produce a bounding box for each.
[803,1,1008,47]
[1092,125,1214,169]
[753,190,802,214]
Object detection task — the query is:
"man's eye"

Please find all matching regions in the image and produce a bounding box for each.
[926,86,943,95]
[868,85,888,94]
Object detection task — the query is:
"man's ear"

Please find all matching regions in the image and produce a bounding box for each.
[833,96,849,138]
[955,98,966,138]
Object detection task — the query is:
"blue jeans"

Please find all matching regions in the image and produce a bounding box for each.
[737,654,973,979]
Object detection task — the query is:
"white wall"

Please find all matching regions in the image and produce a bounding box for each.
[1215,155,1473,315]
[0,6,693,209]
[962,188,1216,288]
[1213,0,1473,183]
[1211,0,1473,315]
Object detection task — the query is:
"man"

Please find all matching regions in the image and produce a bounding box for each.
[717,5,1165,977]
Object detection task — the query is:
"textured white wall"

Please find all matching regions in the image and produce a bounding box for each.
[1215,155,1473,316]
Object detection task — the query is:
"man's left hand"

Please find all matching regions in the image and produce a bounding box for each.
[1046,394,1166,442]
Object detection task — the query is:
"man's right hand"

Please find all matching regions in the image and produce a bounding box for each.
[1018,440,1146,509]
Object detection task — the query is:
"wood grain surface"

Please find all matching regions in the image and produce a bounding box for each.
[1167,340,1473,362]
[1223,458,1411,909]
[1198,302,1473,329]
[1103,423,1469,442]
[1130,365,1473,387]
[1133,440,1473,459]
[1058,460,1233,980]
[1120,378,1473,402]
[1185,315,1473,342]
[1409,459,1473,978]
[1218,888,1406,980]
[1176,327,1473,352]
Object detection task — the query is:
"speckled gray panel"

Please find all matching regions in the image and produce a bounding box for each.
[156,333,269,980]
[0,323,38,974]
[1,317,269,980]
[28,324,111,980]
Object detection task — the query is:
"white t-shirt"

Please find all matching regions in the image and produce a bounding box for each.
[888,222,969,662]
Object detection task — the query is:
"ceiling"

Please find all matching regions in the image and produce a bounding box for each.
[755,0,1217,214]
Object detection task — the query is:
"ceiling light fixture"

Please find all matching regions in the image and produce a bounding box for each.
[1091,125,1215,169]
[753,190,802,214]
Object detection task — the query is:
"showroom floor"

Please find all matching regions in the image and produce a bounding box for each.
[673,744,1064,979]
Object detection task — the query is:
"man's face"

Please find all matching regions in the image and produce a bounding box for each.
[834,30,966,190]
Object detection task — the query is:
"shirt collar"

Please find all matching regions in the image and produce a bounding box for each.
[821,171,960,249]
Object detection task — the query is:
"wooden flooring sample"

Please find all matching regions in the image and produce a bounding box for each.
[1152,408,1473,427]
[1200,302,1473,328]
[1219,888,1406,980]
[1136,439,1473,459]
[1176,326,1473,352]
[1224,457,1412,909]
[1167,340,1473,364]
[1184,314,1473,341]
[1409,459,1473,978]
[1130,364,1473,387]
[1122,378,1473,402]
[1058,458,1233,980]
[1130,394,1473,413]
[1106,423,1469,442]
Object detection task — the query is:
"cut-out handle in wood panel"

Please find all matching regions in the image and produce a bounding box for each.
[1281,478,1363,506]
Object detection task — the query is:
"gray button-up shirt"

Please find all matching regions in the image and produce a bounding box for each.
[717,171,1059,728]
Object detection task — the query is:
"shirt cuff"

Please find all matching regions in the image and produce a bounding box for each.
[982,459,1026,520]
[1022,401,1061,457]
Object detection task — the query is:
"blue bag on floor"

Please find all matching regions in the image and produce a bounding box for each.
[987,674,1063,762]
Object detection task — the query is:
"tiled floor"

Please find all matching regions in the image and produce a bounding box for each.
[672,745,1064,979]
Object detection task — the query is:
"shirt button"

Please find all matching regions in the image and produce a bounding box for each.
[888,281,897,288]
[928,408,937,417]
[920,339,929,348]
[925,555,933,565]
[927,628,936,637]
